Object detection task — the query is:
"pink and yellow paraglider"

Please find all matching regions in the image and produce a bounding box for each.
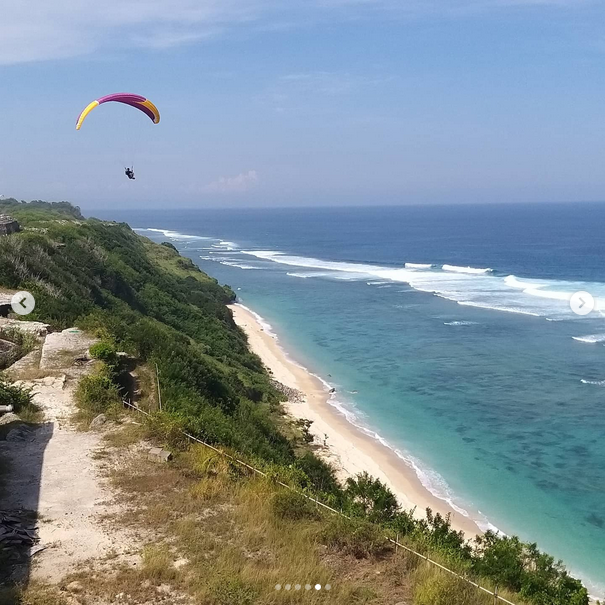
[75,93,160,130]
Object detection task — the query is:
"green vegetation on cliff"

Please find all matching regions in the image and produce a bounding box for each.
[0,201,590,605]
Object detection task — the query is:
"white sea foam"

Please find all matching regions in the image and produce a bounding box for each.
[287,271,332,279]
[134,227,209,241]
[580,378,605,386]
[405,263,434,269]
[572,333,605,344]
[235,303,276,337]
[242,249,605,321]
[442,264,492,274]
[455,300,542,316]
[443,320,479,326]
[211,240,238,251]
[218,261,261,270]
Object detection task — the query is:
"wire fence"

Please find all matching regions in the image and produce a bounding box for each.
[122,399,517,605]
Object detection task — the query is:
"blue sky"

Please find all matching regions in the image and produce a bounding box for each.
[1,0,605,209]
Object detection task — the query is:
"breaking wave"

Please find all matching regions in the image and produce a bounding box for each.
[134,227,210,241]
[405,263,434,269]
[218,261,261,270]
[572,334,605,344]
[442,264,492,274]
[444,320,479,326]
[580,379,605,386]
[240,249,605,321]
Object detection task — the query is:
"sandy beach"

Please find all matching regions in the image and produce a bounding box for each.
[231,302,481,537]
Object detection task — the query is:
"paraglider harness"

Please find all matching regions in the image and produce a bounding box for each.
[125,167,135,180]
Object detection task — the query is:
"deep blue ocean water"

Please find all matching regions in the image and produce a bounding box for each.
[93,203,605,594]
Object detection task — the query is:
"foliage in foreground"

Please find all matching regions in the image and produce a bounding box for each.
[0,374,33,415]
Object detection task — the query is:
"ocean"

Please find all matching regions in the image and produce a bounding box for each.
[93,203,605,595]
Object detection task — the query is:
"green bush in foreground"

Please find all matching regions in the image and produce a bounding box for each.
[75,369,121,416]
[322,515,391,559]
[271,490,320,521]
[89,341,120,370]
[0,375,33,414]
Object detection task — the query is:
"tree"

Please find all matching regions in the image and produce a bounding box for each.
[345,472,399,523]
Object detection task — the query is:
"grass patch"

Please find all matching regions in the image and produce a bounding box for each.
[0,583,69,605]
[412,566,492,605]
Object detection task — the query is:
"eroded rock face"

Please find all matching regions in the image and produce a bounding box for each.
[0,215,20,236]
[0,339,18,367]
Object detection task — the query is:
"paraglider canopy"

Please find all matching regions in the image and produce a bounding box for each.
[75,93,160,130]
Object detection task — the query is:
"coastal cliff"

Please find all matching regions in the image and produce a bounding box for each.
[0,201,590,605]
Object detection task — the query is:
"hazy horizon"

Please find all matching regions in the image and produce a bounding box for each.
[2,0,605,208]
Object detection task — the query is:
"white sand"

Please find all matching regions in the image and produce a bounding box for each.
[231,303,481,537]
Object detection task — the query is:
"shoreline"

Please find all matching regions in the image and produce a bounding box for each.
[230,302,482,538]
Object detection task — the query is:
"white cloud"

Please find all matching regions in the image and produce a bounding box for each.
[0,0,591,65]
[205,170,259,193]
[0,0,268,64]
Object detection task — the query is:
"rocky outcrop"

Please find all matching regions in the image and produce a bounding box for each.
[0,215,20,236]
[0,339,18,367]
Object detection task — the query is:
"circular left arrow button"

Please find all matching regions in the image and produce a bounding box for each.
[11,291,35,316]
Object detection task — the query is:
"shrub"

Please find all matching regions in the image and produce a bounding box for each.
[321,516,391,559]
[271,490,320,521]
[144,411,191,450]
[345,471,399,523]
[89,341,120,369]
[75,371,121,415]
[295,452,341,496]
[0,375,33,413]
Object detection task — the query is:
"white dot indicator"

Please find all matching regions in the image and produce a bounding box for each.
[325,584,331,591]
[305,584,311,590]
[285,584,291,591]
[315,584,321,590]
[295,584,301,590]
[275,584,281,590]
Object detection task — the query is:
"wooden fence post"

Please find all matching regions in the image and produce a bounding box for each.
[156,362,162,411]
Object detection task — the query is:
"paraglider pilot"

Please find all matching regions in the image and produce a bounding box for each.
[125,167,135,180]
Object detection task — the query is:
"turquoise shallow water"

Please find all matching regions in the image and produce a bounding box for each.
[94,204,605,595]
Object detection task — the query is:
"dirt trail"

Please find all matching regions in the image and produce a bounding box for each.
[0,327,134,583]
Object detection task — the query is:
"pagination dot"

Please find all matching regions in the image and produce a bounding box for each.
[315,584,321,590]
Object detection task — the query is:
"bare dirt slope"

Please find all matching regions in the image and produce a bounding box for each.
[0,327,134,583]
